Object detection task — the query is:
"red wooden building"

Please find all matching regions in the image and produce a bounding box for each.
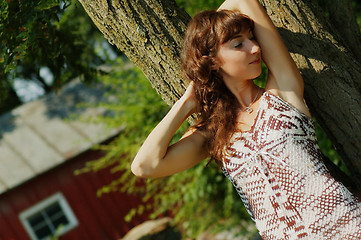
[0,80,147,240]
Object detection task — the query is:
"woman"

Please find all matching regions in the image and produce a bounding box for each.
[131,0,361,238]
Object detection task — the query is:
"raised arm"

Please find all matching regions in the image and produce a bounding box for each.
[131,83,209,178]
[219,0,310,115]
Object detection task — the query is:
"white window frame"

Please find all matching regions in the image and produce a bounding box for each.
[19,192,78,240]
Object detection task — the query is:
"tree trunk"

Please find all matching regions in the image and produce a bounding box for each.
[77,0,361,188]
[77,0,190,105]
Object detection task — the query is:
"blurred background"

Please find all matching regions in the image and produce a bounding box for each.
[0,0,360,239]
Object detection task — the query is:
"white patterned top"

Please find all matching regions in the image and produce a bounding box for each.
[222,91,361,239]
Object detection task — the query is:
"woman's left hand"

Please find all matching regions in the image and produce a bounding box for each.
[180,81,200,114]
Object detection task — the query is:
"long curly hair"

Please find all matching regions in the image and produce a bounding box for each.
[181,9,254,163]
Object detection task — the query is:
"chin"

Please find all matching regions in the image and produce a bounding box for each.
[250,69,262,79]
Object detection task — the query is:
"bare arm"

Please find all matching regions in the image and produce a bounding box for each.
[131,83,209,178]
[219,0,310,116]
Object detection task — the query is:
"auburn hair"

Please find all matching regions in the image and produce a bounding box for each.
[181,9,254,163]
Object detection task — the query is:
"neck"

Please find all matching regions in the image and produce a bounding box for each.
[223,78,259,108]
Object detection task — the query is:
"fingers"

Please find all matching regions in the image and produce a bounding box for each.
[180,81,200,114]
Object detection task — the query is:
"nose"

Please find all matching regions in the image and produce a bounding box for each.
[247,39,261,55]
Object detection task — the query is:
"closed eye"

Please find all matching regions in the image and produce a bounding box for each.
[234,42,243,48]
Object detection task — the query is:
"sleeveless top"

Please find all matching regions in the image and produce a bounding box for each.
[222,91,361,239]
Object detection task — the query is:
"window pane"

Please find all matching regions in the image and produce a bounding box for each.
[45,203,62,217]
[28,214,45,228]
[45,202,69,230]
[34,224,52,239]
[53,216,69,230]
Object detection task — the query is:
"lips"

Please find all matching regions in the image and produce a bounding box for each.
[250,58,261,64]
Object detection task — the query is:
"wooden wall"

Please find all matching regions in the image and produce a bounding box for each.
[0,149,148,240]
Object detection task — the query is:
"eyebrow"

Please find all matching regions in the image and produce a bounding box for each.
[230,30,253,41]
[230,34,243,41]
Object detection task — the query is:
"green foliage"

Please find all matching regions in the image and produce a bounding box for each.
[75,58,170,175]
[175,0,223,16]
[1,0,67,87]
[353,0,361,28]
[254,62,268,88]
[0,0,113,107]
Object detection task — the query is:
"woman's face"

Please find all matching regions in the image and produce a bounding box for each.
[216,30,262,82]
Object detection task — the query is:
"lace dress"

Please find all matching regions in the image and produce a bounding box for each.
[222,91,361,239]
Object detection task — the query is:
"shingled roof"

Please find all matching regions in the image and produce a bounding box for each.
[0,79,121,194]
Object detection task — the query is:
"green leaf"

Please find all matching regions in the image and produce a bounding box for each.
[35,0,59,11]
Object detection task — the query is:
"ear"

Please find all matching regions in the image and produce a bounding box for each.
[201,55,220,71]
[210,58,221,71]
[210,65,219,71]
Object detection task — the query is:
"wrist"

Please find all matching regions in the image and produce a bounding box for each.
[175,95,197,117]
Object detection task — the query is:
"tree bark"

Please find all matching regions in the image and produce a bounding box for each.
[78,0,361,188]
[327,0,361,62]
[78,0,190,105]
